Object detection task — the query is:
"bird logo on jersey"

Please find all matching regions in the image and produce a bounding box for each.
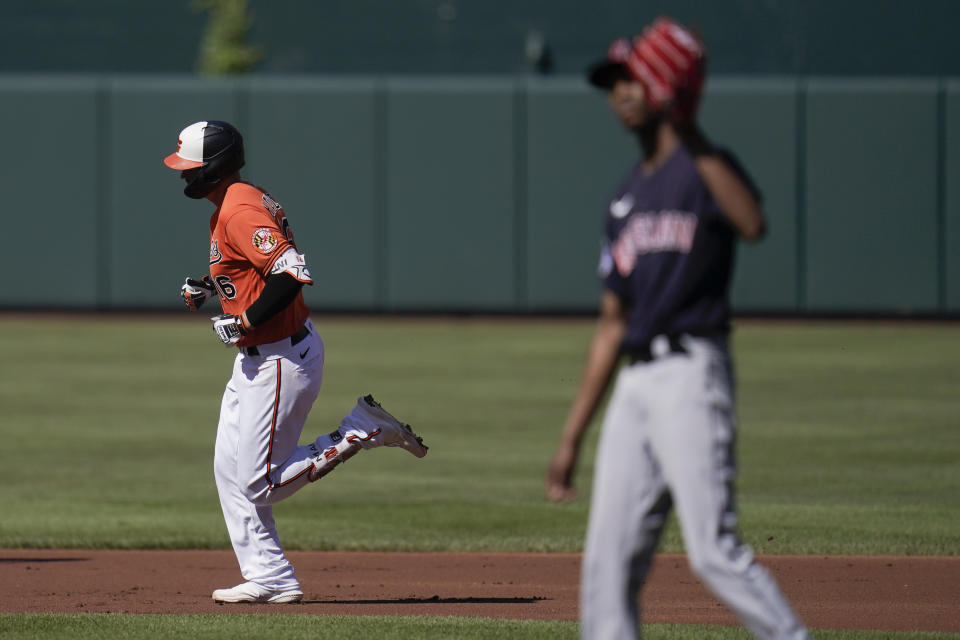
[210,239,223,265]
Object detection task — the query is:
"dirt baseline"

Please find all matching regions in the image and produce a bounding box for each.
[1,550,957,633]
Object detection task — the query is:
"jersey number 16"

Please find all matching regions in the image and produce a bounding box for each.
[212,275,236,300]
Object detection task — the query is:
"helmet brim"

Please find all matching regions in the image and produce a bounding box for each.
[163,152,204,170]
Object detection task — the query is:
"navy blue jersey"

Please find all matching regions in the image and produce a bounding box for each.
[599,145,756,350]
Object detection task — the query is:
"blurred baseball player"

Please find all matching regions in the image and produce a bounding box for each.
[164,120,428,604]
[545,18,811,639]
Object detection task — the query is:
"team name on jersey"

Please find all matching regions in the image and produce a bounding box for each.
[611,210,698,276]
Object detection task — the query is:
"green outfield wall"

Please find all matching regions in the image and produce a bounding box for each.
[1,75,955,314]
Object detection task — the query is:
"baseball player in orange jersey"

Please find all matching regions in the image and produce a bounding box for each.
[164,120,428,604]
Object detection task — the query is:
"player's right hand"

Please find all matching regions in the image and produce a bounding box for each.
[546,442,579,503]
[181,276,215,311]
[211,313,247,346]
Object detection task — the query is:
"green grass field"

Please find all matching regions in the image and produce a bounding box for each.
[0,614,956,640]
[0,315,957,638]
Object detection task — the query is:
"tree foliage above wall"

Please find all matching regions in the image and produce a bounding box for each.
[194,0,262,74]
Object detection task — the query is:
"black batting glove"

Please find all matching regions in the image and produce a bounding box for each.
[181,276,215,311]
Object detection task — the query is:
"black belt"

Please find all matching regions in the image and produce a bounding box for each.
[625,336,688,365]
[242,325,309,356]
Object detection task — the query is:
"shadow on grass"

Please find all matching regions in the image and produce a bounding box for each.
[307,596,549,605]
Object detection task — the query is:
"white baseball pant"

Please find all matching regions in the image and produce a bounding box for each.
[213,320,369,592]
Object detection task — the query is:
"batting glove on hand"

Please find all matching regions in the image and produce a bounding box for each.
[211,313,247,346]
[181,276,215,311]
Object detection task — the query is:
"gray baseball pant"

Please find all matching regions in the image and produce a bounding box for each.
[580,335,810,640]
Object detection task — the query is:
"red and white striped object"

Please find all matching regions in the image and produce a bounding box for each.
[624,17,706,123]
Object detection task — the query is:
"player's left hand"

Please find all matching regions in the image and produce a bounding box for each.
[630,17,706,125]
[211,313,247,346]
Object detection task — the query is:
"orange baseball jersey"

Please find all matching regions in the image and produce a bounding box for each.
[208,182,312,347]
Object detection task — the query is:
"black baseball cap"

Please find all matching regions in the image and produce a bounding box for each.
[586,37,634,90]
[587,60,632,90]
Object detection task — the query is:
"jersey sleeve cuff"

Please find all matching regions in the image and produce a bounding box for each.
[268,246,313,284]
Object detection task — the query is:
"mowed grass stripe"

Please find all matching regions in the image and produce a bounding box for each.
[0,316,956,555]
[1,615,957,640]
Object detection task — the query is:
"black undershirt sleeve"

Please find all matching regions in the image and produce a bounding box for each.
[245,272,304,328]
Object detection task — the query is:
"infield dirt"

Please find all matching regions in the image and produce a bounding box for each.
[1,550,957,633]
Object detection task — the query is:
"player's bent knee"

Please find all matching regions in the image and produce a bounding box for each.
[240,475,272,505]
[686,541,753,582]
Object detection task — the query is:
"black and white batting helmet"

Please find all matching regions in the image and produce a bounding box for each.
[163,120,245,199]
